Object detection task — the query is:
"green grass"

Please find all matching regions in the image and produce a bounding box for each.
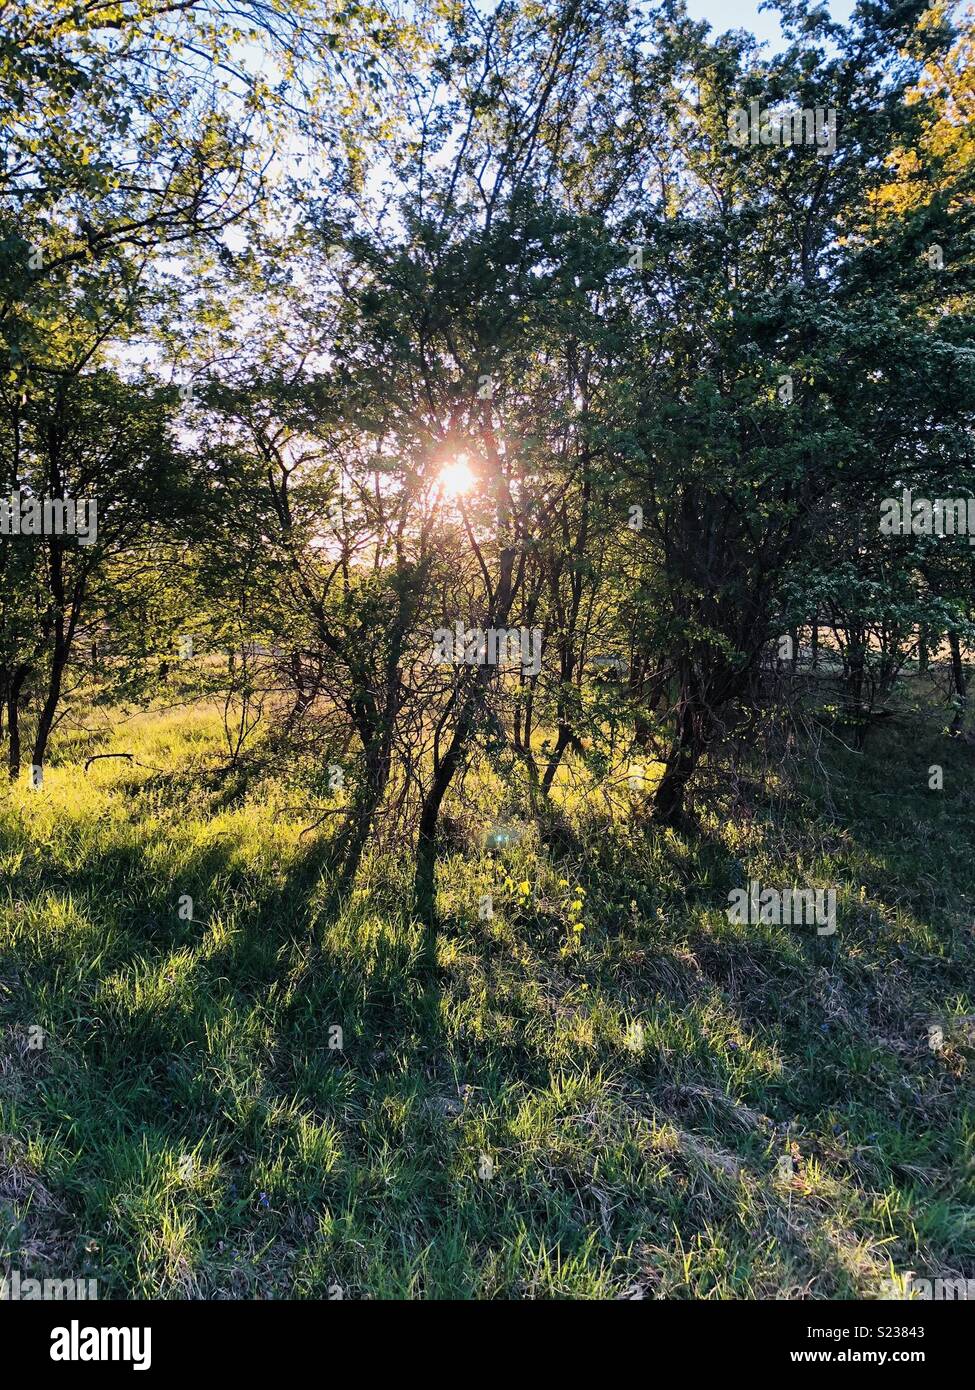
[1,703,974,1298]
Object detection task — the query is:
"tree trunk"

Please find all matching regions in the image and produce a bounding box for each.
[541,725,574,794]
[415,727,468,932]
[847,635,865,707]
[948,630,967,737]
[652,684,711,829]
[327,740,391,903]
[31,642,69,771]
[7,668,27,782]
[414,670,489,942]
[414,543,517,935]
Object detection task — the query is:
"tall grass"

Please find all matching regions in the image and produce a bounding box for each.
[1,705,973,1297]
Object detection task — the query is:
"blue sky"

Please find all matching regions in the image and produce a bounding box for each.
[685,0,858,46]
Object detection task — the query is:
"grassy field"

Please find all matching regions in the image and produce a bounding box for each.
[1,701,973,1299]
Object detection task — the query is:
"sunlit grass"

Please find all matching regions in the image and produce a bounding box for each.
[1,705,973,1297]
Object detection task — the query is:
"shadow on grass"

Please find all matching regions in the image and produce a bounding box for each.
[4,718,974,1296]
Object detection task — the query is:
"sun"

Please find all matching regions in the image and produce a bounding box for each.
[438,454,476,499]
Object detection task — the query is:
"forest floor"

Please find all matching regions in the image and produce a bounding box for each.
[1,697,973,1298]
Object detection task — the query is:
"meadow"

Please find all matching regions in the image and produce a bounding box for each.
[2,694,972,1299]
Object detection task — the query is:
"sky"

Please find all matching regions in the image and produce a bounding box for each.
[686,0,858,46]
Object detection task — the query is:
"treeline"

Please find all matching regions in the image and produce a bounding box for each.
[1,0,973,923]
